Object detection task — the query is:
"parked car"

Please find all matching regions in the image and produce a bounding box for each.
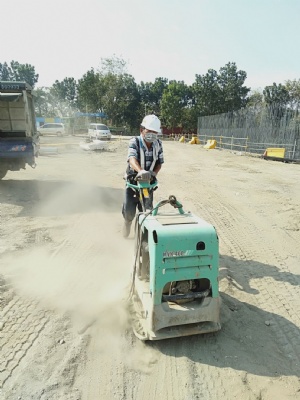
[37,123,65,136]
[88,123,111,140]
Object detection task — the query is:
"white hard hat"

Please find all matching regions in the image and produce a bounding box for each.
[141,114,161,133]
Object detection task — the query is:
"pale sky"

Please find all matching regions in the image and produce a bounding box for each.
[2,0,299,91]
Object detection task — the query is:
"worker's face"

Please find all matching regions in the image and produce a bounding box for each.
[141,128,158,143]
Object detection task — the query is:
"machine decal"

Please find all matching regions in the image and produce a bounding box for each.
[163,250,186,257]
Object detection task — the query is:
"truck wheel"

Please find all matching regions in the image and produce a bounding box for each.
[0,169,8,179]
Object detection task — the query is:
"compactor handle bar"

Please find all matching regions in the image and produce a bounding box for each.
[126,178,158,213]
[126,180,158,191]
[126,179,185,215]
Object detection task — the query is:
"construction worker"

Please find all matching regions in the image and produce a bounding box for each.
[122,114,164,238]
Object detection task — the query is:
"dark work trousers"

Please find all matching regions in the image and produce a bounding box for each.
[122,187,153,223]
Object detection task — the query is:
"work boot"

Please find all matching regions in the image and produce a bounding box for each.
[122,220,132,238]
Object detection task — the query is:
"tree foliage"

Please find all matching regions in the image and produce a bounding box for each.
[0,62,11,81]
[101,72,140,128]
[77,68,104,112]
[218,62,249,111]
[52,77,78,108]
[246,90,264,109]
[160,81,191,129]
[33,87,60,118]
[0,61,39,87]
[34,79,78,118]
[285,79,300,110]
[138,77,168,116]
[193,62,250,117]
[77,63,140,129]
[263,83,290,123]
[193,69,222,116]
[263,82,290,107]
[4,57,300,135]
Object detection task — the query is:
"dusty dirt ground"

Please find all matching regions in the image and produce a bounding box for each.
[0,134,300,400]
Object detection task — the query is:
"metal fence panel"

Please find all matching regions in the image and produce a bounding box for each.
[198,106,300,160]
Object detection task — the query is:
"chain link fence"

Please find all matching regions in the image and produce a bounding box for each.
[197,106,300,160]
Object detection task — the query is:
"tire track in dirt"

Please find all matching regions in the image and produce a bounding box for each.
[189,184,300,368]
[167,149,300,342]
[167,338,226,400]
[133,340,190,400]
[0,213,92,396]
[0,291,49,389]
[157,145,300,397]
[123,320,228,400]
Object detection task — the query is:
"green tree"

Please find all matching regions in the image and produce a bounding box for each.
[245,89,265,131]
[0,60,39,87]
[263,83,290,134]
[139,77,168,116]
[218,62,249,112]
[285,79,300,110]
[101,72,140,129]
[77,68,104,112]
[33,87,48,117]
[263,82,289,107]
[77,70,140,129]
[263,82,290,120]
[181,106,198,133]
[52,77,78,109]
[0,62,11,80]
[160,81,190,130]
[246,89,264,109]
[192,69,222,116]
[192,62,250,116]
[10,61,39,87]
[33,87,59,118]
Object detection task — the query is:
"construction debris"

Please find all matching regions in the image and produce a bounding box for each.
[79,140,109,151]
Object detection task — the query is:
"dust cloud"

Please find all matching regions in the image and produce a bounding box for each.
[34,178,123,216]
[1,178,147,365]
[3,242,160,373]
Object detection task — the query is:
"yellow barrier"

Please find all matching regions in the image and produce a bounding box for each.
[179,136,185,143]
[263,148,285,158]
[204,139,217,149]
[188,136,200,144]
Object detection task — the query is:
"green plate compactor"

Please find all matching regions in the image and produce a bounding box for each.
[127,177,221,341]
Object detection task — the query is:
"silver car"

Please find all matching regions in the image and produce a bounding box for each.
[88,123,111,140]
[38,123,65,136]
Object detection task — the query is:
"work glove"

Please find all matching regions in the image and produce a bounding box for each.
[136,169,151,180]
[149,170,157,183]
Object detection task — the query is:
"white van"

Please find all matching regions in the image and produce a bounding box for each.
[38,123,65,136]
[88,123,111,140]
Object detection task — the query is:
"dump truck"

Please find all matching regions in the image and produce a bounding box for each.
[0,81,39,179]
